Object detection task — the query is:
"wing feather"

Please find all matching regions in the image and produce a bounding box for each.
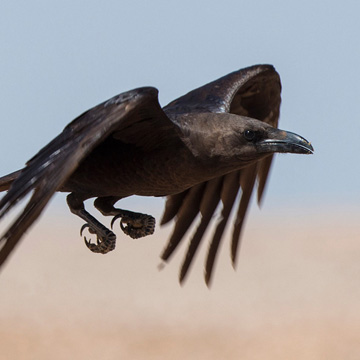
[160,183,206,262]
[204,171,240,285]
[161,65,281,283]
[230,165,257,266]
[160,190,189,225]
[0,87,174,267]
[178,177,223,283]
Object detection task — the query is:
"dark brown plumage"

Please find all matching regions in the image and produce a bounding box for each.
[0,65,313,284]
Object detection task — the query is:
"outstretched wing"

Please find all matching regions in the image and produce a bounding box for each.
[0,87,176,268]
[161,64,281,284]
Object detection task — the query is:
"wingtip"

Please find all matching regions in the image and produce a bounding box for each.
[240,64,278,77]
[178,271,187,286]
[179,258,201,286]
[257,189,265,207]
[231,251,238,270]
[159,216,169,226]
[204,270,213,288]
[157,261,167,271]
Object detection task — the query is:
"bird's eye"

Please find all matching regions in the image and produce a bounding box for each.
[244,130,256,141]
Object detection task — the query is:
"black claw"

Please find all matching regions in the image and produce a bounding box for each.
[84,236,92,249]
[111,214,122,229]
[80,223,89,236]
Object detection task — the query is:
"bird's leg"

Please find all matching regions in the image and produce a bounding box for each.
[94,196,156,239]
[67,193,116,254]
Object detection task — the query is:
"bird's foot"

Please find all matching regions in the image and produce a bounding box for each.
[111,212,155,239]
[80,224,116,254]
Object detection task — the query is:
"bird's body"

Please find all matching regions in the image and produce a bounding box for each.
[59,135,188,197]
[60,113,273,198]
[0,65,313,284]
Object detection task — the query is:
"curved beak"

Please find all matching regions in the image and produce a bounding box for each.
[259,129,314,155]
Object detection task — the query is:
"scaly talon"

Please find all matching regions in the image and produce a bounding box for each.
[112,212,156,239]
[80,223,116,254]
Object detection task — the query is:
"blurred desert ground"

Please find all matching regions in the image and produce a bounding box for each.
[1,0,360,358]
[0,197,360,360]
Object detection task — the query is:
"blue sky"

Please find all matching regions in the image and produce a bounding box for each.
[0,0,359,212]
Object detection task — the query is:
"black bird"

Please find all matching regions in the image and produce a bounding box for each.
[0,65,313,284]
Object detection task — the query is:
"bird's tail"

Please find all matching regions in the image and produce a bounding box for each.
[0,170,22,192]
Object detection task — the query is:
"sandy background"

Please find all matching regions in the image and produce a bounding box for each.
[1,1,360,359]
[1,201,359,360]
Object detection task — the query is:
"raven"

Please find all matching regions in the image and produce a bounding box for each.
[0,65,313,284]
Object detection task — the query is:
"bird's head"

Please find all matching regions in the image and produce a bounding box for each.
[230,115,314,159]
[180,113,313,171]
